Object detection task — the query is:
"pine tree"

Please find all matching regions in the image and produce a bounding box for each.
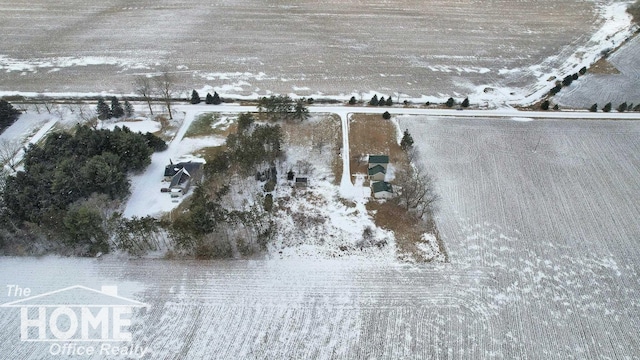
[369,95,378,106]
[603,102,612,112]
[541,100,550,110]
[293,99,310,122]
[212,92,222,105]
[445,97,455,107]
[96,98,111,120]
[385,96,393,106]
[190,90,201,104]
[617,102,628,112]
[124,100,134,118]
[110,97,124,118]
[579,66,587,75]
[553,104,559,110]
[589,103,598,112]
[378,97,386,106]
[205,93,214,104]
[382,111,391,120]
[349,96,357,105]
[400,129,414,150]
[0,99,20,131]
[461,97,470,108]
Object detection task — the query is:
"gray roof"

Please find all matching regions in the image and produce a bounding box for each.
[164,161,202,177]
[368,164,386,176]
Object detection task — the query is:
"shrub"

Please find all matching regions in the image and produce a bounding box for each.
[571,73,579,81]
[382,111,391,120]
[618,102,628,112]
[541,100,550,110]
[348,96,357,105]
[445,97,454,107]
[549,85,562,96]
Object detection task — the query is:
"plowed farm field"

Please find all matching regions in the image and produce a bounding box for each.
[0,0,608,99]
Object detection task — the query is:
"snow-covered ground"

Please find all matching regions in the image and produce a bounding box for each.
[0,1,635,107]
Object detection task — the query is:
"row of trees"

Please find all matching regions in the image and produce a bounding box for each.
[257,95,309,122]
[589,102,640,113]
[190,90,222,105]
[96,97,134,120]
[133,72,175,119]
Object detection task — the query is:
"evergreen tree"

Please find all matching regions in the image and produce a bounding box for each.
[579,66,587,75]
[461,97,470,108]
[378,97,386,106]
[562,75,573,87]
[124,100,134,118]
[603,102,612,112]
[549,85,562,96]
[96,98,111,120]
[110,97,124,119]
[293,99,310,122]
[571,73,579,80]
[634,104,640,112]
[205,93,214,104]
[349,96,357,105]
[541,100,550,110]
[400,129,414,150]
[0,99,21,132]
[212,92,222,105]
[553,104,559,110]
[369,95,378,106]
[589,103,598,112]
[617,102,628,112]
[445,97,455,107]
[382,111,391,120]
[190,90,201,104]
[386,96,393,106]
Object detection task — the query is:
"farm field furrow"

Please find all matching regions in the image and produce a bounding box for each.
[0,0,609,100]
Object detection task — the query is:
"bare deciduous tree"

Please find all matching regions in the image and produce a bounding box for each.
[36,94,55,114]
[393,165,440,219]
[154,70,175,120]
[0,139,23,171]
[134,76,154,115]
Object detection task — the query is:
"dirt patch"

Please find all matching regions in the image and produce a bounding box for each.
[589,57,621,74]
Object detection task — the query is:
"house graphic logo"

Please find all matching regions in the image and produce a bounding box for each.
[1,285,149,343]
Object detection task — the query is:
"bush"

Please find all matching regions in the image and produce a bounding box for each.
[348,96,357,105]
[264,194,273,212]
[562,75,573,87]
[382,111,391,120]
[603,102,612,112]
[541,100,550,110]
[628,0,640,25]
[618,102,628,112]
[445,98,454,107]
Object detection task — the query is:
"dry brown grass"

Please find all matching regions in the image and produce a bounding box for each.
[589,57,621,75]
[348,114,408,179]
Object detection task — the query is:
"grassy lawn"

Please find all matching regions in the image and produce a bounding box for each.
[185,113,237,138]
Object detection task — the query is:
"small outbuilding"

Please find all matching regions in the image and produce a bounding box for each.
[295,177,308,188]
[371,181,393,199]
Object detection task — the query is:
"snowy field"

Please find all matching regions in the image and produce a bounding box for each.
[556,34,640,108]
[0,0,634,105]
[1,117,639,358]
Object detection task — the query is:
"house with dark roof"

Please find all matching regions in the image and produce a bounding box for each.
[368,155,389,181]
[371,181,393,199]
[164,161,203,194]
